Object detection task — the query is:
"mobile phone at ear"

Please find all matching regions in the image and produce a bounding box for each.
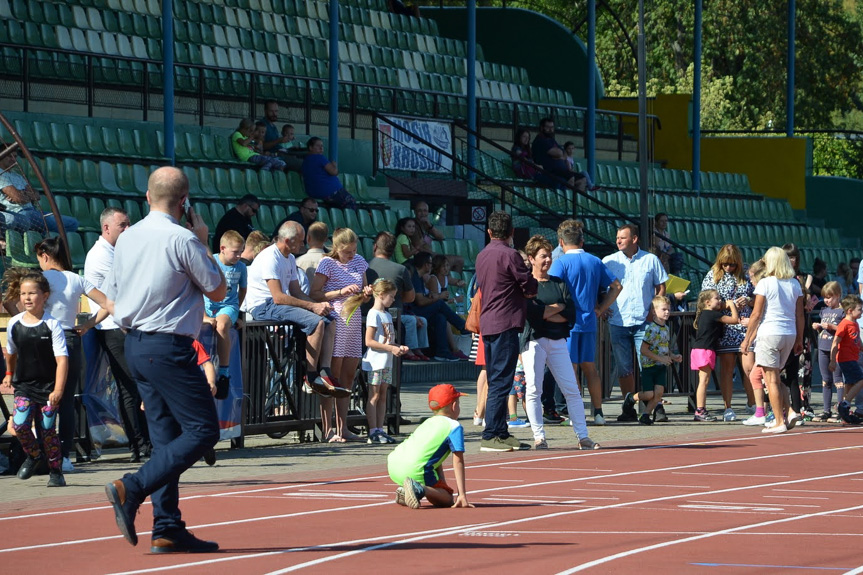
[183,198,193,223]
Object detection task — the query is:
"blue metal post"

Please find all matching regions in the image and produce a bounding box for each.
[466,0,476,182]
[162,0,175,165]
[692,0,702,193]
[328,0,339,161]
[786,0,795,137]
[586,0,596,182]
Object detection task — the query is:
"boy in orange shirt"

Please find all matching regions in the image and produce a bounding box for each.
[829,295,863,425]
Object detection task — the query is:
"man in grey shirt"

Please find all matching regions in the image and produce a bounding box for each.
[103,167,227,554]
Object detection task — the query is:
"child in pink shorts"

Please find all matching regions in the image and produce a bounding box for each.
[691,289,739,421]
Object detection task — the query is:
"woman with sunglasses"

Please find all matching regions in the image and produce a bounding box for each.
[700,244,756,421]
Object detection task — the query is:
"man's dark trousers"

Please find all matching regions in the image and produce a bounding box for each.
[482,327,520,441]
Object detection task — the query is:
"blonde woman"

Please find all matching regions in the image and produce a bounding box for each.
[700,244,755,421]
[310,227,371,442]
[740,247,805,434]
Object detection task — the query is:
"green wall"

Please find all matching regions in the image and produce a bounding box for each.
[806,176,863,244]
[422,7,603,106]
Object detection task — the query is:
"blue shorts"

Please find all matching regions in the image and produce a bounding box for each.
[251,298,330,335]
[839,360,863,385]
[568,331,596,364]
[205,301,239,324]
[609,322,647,379]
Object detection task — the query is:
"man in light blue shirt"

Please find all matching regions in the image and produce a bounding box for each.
[602,224,667,420]
[103,167,227,554]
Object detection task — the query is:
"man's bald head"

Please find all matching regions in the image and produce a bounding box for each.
[147,167,189,211]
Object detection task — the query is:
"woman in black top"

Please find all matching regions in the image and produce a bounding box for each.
[520,235,599,450]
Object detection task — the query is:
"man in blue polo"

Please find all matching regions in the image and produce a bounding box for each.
[549,220,621,426]
[103,166,226,553]
[602,223,667,421]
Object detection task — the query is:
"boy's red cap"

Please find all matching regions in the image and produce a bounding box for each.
[428,384,467,410]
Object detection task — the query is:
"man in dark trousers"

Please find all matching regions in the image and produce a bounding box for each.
[474,211,537,452]
[103,167,226,553]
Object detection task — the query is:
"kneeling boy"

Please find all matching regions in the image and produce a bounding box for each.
[387,384,473,509]
[204,230,247,399]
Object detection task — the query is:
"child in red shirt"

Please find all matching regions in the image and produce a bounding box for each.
[829,295,863,424]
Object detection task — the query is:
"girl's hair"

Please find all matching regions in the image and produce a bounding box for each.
[430,254,448,275]
[513,127,531,149]
[693,289,719,330]
[822,281,841,299]
[524,234,553,258]
[763,246,795,280]
[330,227,358,261]
[709,244,744,285]
[34,236,73,272]
[748,259,766,283]
[394,217,417,237]
[2,268,50,303]
[340,278,396,322]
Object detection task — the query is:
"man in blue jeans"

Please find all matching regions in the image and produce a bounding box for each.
[474,211,537,452]
[102,167,226,553]
[602,224,667,422]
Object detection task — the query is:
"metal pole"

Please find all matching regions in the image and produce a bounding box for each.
[637,0,649,237]
[328,0,339,162]
[466,0,476,182]
[786,0,795,137]
[692,0,702,193]
[162,0,175,165]
[586,0,596,183]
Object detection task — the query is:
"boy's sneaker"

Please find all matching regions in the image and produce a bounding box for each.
[742,414,766,426]
[745,404,757,415]
[639,413,653,425]
[507,417,530,428]
[47,471,66,487]
[765,411,776,423]
[578,437,601,450]
[380,431,397,444]
[723,408,737,422]
[543,410,564,424]
[593,413,606,426]
[502,436,532,450]
[534,438,548,449]
[402,477,424,509]
[394,487,406,507]
[62,457,75,472]
[693,409,717,422]
[653,404,669,423]
[480,437,514,452]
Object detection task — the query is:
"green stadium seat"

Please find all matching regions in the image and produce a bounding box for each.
[67,232,87,270]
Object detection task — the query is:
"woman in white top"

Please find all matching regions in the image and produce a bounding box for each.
[35,237,110,468]
[740,247,804,434]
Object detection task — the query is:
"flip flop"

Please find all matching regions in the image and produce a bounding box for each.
[328,435,346,443]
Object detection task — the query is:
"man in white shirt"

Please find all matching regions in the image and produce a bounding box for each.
[243,221,341,395]
[84,207,150,462]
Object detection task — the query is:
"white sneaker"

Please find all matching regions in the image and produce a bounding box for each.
[593,414,606,426]
[61,457,74,472]
[723,408,737,422]
[742,415,766,426]
[762,423,788,434]
[473,415,483,426]
[786,411,803,430]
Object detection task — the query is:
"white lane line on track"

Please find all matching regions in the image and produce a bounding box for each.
[690,500,816,507]
[3,437,861,557]
[672,472,789,478]
[100,461,863,574]
[1,426,856,523]
[555,502,863,574]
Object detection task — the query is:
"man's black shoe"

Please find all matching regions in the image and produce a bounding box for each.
[215,375,230,400]
[203,448,216,466]
[17,455,38,480]
[151,530,219,554]
[105,479,138,546]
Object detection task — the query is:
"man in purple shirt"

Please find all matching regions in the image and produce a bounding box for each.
[474,211,538,452]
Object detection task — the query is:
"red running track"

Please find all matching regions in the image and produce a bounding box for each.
[4,426,863,574]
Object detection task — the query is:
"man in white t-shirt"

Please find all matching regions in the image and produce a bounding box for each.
[84,206,151,462]
[242,221,338,394]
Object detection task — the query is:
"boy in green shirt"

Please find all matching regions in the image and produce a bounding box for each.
[388,384,473,509]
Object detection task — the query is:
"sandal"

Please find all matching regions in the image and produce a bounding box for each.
[328,435,346,443]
